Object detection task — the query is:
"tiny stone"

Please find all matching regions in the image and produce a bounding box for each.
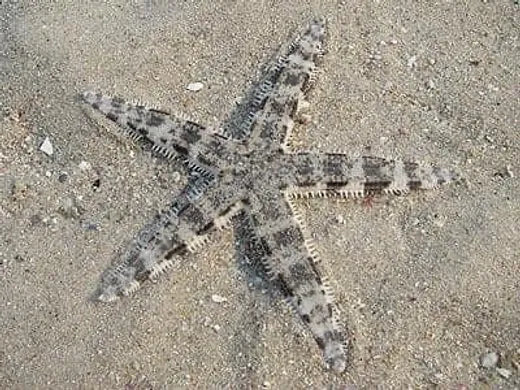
[83,222,99,231]
[407,55,417,69]
[262,381,271,388]
[480,351,499,369]
[172,171,181,183]
[186,82,204,92]
[496,367,511,379]
[45,171,52,178]
[40,137,54,156]
[58,172,68,183]
[335,215,345,224]
[78,161,91,171]
[212,324,221,332]
[211,294,227,303]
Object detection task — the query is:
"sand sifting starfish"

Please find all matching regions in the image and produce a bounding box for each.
[81,19,457,373]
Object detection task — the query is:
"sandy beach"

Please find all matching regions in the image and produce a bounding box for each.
[1,1,519,388]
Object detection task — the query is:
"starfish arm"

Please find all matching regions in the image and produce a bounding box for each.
[282,153,458,198]
[96,180,246,302]
[81,91,230,172]
[221,20,324,142]
[219,51,289,142]
[247,193,348,372]
[222,20,326,150]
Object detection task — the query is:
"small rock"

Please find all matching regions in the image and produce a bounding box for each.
[494,165,514,179]
[78,161,91,171]
[407,55,417,70]
[212,324,221,332]
[186,82,204,92]
[506,165,514,178]
[496,367,511,379]
[58,172,69,183]
[92,178,101,191]
[262,381,271,388]
[172,171,181,183]
[39,137,54,156]
[335,215,345,224]
[480,351,499,369]
[82,222,99,231]
[211,294,227,303]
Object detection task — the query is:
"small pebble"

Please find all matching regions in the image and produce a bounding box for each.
[58,172,69,183]
[407,55,417,69]
[505,165,514,178]
[494,165,514,179]
[496,367,511,379]
[40,137,54,156]
[186,82,204,92]
[211,294,227,303]
[335,215,345,224]
[480,351,499,369]
[78,161,91,171]
[83,222,99,231]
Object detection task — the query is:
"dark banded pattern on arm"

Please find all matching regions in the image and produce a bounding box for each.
[248,192,348,372]
[283,154,457,198]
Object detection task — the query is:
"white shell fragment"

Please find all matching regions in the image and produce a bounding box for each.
[186,82,204,92]
[39,137,54,156]
[211,294,227,303]
[78,161,91,171]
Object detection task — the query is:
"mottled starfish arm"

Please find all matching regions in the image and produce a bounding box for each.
[222,21,325,143]
[224,20,326,149]
[247,193,348,373]
[81,91,225,173]
[283,153,458,198]
[96,181,246,302]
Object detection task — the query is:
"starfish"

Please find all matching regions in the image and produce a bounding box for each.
[81,19,457,373]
